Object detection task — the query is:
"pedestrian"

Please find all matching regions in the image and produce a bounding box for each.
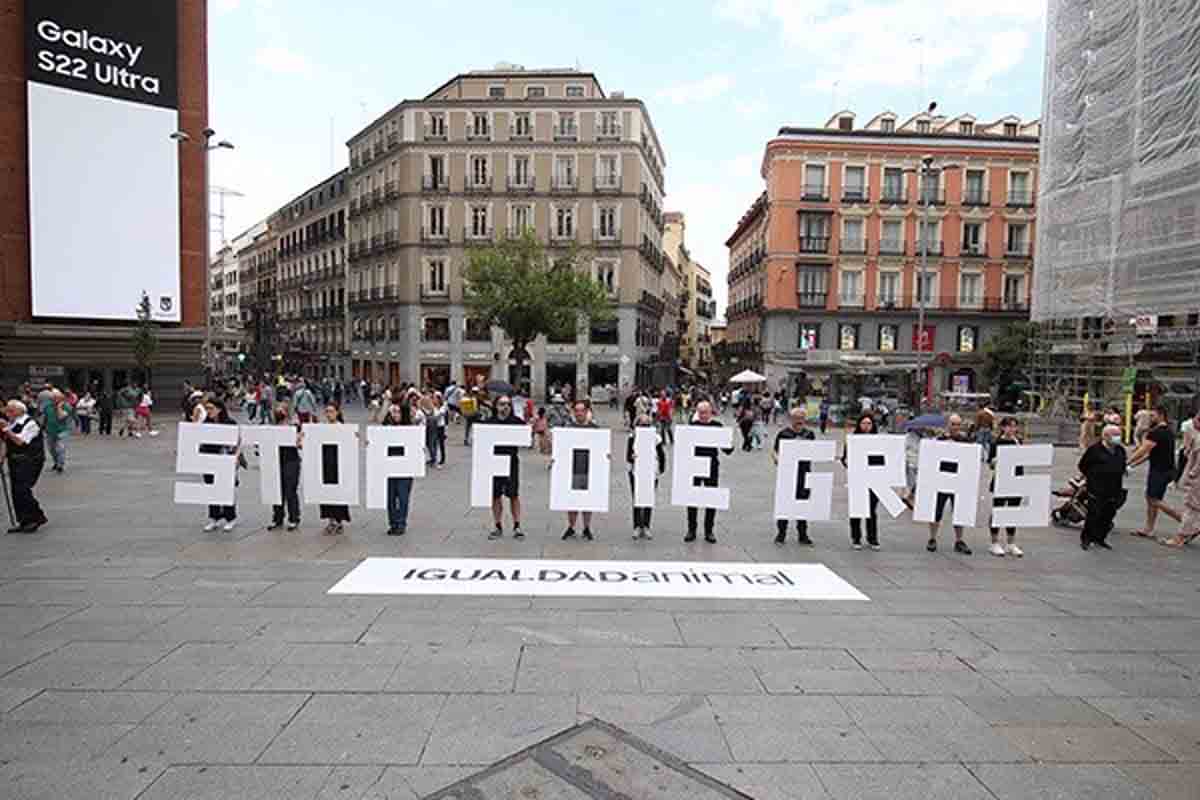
[841,413,883,550]
[926,413,974,554]
[135,387,153,437]
[532,407,550,456]
[44,390,74,474]
[266,405,301,531]
[201,397,239,532]
[685,401,733,543]
[975,402,995,463]
[419,393,441,467]
[987,416,1025,557]
[623,390,638,430]
[318,403,352,535]
[1078,423,1127,550]
[293,379,318,424]
[1128,405,1182,539]
[381,401,424,536]
[96,388,113,436]
[485,395,525,540]
[655,390,674,446]
[737,404,755,452]
[116,381,138,437]
[1159,406,1200,548]
[627,412,665,540]
[258,380,275,425]
[1134,404,1153,445]
[819,400,829,434]
[558,400,602,541]
[2,399,48,533]
[773,406,816,546]
[461,389,479,446]
[433,391,448,467]
[76,390,96,436]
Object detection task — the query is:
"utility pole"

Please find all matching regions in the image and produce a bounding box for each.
[210,185,245,246]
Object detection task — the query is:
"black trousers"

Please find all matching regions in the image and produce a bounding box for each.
[686,475,719,534]
[203,474,237,521]
[629,472,653,528]
[777,519,808,538]
[8,460,44,524]
[849,490,880,544]
[272,459,301,525]
[1083,495,1119,545]
[98,411,113,435]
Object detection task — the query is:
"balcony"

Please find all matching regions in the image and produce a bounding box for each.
[383,230,399,251]
[961,243,987,258]
[593,228,621,247]
[466,126,491,142]
[840,237,867,255]
[594,175,621,193]
[507,175,534,193]
[801,183,830,202]
[505,225,533,240]
[551,175,578,193]
[838,291,865,308]
[422,174,449,192]
[962,188,990,207]
[549,228,577,244]
[385,180,399,200]
[596,124,622,141]
[509,124,533,142]
[465,176,492,193]
[799,235,830,254]
[553,126,578,142]
[423,125,447,142]
[915,239,944,256]
[879,239,906,256]
[420,227,449,245]
[917,187,946,206]
[464,226,494,242]
[958,294,985,311]
[1006,189,1035,208]
[371,188,383,206]
[1006,242,1033,259]
[880,187,907,205]
[348,198,361,218]
[420,285,450,303]
[387,131,399,150]
[866,295,1030,313]
[841,187,870,204]
[797,291,827,308]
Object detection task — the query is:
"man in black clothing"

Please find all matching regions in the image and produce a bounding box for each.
[1,400,48,533]
[1127,405,1181,539]
[1078,423,1127,550]
[485,396,526,540]
[685,401,734,543]
[772,406,816,545]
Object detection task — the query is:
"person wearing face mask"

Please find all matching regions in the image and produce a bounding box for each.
[485,395,525,540]
[1078,424,1127,550]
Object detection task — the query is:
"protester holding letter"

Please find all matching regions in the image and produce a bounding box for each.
[319,404,352,535]
[685,401,733,543]
[559,400,601,541]
[486,396,525,541]
[201,397,239,532]
[773,406,816,546]
[381,402,423,536]
[627,413,665,540]
[2,399,48,533]
[987,416,1025,557]
[927,413,974,554]
[267,406,302,531]
[1078,424,1127,550]
[841,413,882,551]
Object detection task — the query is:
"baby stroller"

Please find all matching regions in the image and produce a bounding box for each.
[1051,474,1127,532]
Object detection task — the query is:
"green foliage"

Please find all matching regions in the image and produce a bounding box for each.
[982,321,1033,385]
[463,231,613,356]
[131,292,159,379]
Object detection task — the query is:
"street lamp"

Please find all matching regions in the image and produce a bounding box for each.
[171,128,234,381]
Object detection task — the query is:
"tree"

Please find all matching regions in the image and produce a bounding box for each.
[982,321,1033,402]
[131,291,159,386]
[464,231,613,389]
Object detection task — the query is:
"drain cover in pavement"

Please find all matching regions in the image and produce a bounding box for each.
[423,719,753,799]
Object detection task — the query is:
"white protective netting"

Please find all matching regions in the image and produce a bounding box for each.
[1034,0,1200,322]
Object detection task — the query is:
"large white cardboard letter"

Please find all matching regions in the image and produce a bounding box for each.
[174,422,238,505]
[992,443,1053,528]
[241,426,299,505]
[671,424,732,509]
[773,439,836,520]
[549,428,610,512]
[302,423,360,506]
[632,427,658,508]
[365,425,426,509]
[914,439,982,526]
[846,434,908,518]
[470,423,532,507]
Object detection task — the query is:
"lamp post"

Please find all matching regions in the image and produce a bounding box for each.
[171,128,234,381]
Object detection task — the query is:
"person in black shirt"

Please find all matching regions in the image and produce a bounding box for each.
[627,413,666,540]
[2,399,48,533]
[773,406,816,546]
[1127,405,1181,539]
[201,397,239,532]
[685,401,734,543]
[987,416,1024,557]
[267,405,302,531]
[485,396,526,540]
[840,413,882,550]
[1078,423,1127,549]
[318,403,351,535]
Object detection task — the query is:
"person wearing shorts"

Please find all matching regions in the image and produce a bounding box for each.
[485,396,526,540]
[1128,405,1182,539]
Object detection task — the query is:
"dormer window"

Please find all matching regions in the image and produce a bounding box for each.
[838,116,852,131]
[880,118,895,133]
[960,121,974,135]
[1004,122,1019,136]
[916,120,931,134]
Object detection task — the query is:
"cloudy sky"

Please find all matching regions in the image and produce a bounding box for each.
[208,0,1047,317]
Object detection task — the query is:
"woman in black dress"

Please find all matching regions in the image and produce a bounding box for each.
[318,403,351,534]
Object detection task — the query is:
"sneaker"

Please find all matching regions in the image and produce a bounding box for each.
[223,520,237,532]
[774,531,786,545]
[851,540,864,551]
[582,529,593,541]
[796,532,814,547]
[643,529,653,540]
[286,521,300,531]
[203,521,218,532]
[489,526,503,540]
[561,527,576,540]
[633,528,643,540]
[1006,543,1024,558]
[267,521,283,531]
[989,542,1007,557]
[926,538,938,552]
[513,527,525,540]
[868,539,882,551]
[954,540,973,555]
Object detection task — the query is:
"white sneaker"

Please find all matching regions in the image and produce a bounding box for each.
[989,542,1007,557]
[203,521,218,532]
[1006,543,1024,558]
[222,520,237,532]
[643,529,653,540]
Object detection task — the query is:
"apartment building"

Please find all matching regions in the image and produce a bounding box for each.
[726,110,1039,402]
[344,65,668,396]
[273,169,349,379]
[663,212,717,375]
[236,222,279,371]
[208,244,240,371]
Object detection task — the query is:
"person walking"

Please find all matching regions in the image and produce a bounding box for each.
[135,387,154,437]
[558,400,602,541]
[96,388,113,436]
[1128,405,1182,540]
[927,413,974,554]
[2,399,48,533]
[685,401,733,543]
[987,416,1025,557]
[200,397,239,532]
[841,413,882,550]
[318,403,352,535]
[44,390,74,474]
[486,396,525,540]
[1159,407,1200,548]
[76,391,96,436]
[819,400,830,434]
[381,401,424,536]
[975,403,996,463]
[773,406,816,546]
[627,412,665,540]
[532,408,550,457]
[293,379,319,424]
[266,405,302,531]
[115,381,138,437]
[461,389,480,446]
[737,404,756,452]
[1078,423,1127,550]
[655,391,674,446]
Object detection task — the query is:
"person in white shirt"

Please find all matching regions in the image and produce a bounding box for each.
[2,400,48,533]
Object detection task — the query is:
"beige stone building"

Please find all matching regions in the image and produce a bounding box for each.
[663,212,717,374]
[236,222,279,372]
[344,65,668,396]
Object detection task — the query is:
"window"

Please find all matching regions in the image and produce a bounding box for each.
[957,326,978,353]
[555,206,575,238]
[877,272,899,306]
[465,317,490,341]
[597,206,617,238]
[964,170,986,204]
[881,219,904,254]
[597,154,619,187]
[962,222,984,255]
[918,220,939,252]
[470,155,489,186]
[427,155,446,188]
[842,218,865,253]
[913,324,935,352]
[916,119,931,133]
[471,112,490,138]
[426,259,446,293]
[511,155,531,187]
[1004,122,1019,137]
[427,113,446,138]
[920,169,941,204]
[590,319,618,345]
[594,260,616,293]
[1003,274,1026,309]
[878,324,898,352]
[525,86,546,98]
[882,168,904,202]
[916,274,936,306]
[800,214,829,251]
[960,273,982,307]
[554,155,575,188]
[797,268,828,307]
[565,85,585,97]
[488,86,505,98]
[799,323,821,350]
[510,204,532,235]
[843,165,866,200]
[470,206,490,238]
[598,111,620,138]
[1009,171,1031,206]
[422,316,450,342]
[556,112,577,139]
[512,112,531,138]
[427,205,446,236]
[803,164,826,198]
[838,116,852,131]
[839,324,859,350]
[959,121,974,135]
[839,270,863,305]
[1007,223,1029,255]
[880,118,895,133]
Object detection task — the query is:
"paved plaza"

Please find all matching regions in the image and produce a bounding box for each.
[1,406,1199,799]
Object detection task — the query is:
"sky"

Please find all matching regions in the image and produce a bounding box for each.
[208,0,1047,318]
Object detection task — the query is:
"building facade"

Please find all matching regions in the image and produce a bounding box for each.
[273,170,350,379]
[726,110,1039,402]
[663,212,716,377]
[236,220,277,371]
[344,66,668,397]
[208,244,240,373]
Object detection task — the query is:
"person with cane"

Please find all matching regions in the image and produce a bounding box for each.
[1,399,48,533]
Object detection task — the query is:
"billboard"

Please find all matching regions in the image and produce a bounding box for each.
[25,1,181,322]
